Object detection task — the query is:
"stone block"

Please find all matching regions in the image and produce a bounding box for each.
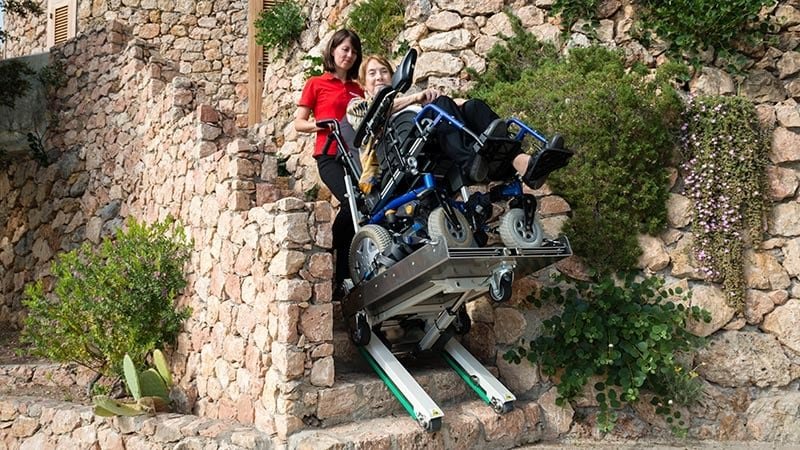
[310,356,335,387]
[538,386,575,440]
[268,250,305,276]
[276,278,312,302]
[197,104,219,123]
[275,212,312,245]
[308,252,334,280]
[300,303,333,342]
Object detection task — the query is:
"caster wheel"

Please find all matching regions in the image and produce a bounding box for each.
[349,313,371,346]
[453,305,471,335]
[490,272,513,303]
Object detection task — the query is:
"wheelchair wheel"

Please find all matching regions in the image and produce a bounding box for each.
[349,225,392,284]
[428,207,474,248]
[498,208,543,248]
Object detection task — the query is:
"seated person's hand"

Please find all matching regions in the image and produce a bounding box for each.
[416,88,440,105]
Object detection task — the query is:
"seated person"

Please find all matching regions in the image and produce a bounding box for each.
[347,54,562,194]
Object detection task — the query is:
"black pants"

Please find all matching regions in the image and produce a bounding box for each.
[426,97,499,167]
[316,155,354,285]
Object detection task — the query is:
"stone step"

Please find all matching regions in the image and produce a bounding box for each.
[318,356,478,428]
[291,399,545,450]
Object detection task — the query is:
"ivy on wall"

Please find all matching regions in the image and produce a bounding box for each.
[681,95,769,311]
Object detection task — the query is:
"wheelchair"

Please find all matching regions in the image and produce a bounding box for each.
[317,48,571,341]
[314,50,574,430]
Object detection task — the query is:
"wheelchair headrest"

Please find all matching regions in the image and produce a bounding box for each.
[391,48,417,93]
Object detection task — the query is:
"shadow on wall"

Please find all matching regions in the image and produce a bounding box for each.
[0,52,51,155]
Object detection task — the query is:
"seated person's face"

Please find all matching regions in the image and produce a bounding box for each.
[364,60,392,96]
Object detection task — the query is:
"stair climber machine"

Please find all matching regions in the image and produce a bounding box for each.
[317,49,573,432]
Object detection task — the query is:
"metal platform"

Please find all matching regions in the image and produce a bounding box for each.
[341,235,572,432]
[342,235,572,318]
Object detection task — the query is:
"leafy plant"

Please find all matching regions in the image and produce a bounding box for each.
[467,13,559,96]
[471,41,686,272]
[0,59,35,109]
[302,55,323,79]
[681,96,769,311]
[506,273,711,433]
[545,0,774,62]
[346,0,405,56]
[550,0,603,31]
[93,350,173,416]
[22,217,192,378]
[637,0,775,58]
[254,0,306,55]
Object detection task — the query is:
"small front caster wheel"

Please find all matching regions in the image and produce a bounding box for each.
[490,272,513,303]
[453,305,471,335]
[349,313,371,346]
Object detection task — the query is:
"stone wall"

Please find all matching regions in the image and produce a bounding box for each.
[1,0,800,444]
[1,0,47,58]
[0,397,274,449]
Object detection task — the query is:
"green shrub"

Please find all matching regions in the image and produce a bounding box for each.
[471,41,686,272]
[506,273,711,433]
[550,0,603,31]
[254,0,306,55]
[545,0,774,61]
[467,13,559,96]
[681,96,769,311]
[346,0,405,56]
[637,0,775,58]
[22,217,192,377]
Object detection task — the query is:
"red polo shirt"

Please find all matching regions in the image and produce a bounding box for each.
[299,72,364,157]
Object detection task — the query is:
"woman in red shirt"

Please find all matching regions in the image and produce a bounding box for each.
[294,29,364,295]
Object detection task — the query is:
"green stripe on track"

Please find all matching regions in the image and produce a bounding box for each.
[442,351,491,404]
[358,347,416,419]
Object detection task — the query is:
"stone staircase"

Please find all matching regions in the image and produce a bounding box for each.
[294,320,547,449]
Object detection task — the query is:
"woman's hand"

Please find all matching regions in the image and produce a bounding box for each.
[416,88,440,105]
[294,106,324,133]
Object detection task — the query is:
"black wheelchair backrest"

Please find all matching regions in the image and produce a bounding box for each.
[392,48,417,93]
[352,49,418,149]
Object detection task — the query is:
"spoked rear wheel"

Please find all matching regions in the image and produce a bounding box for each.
[349,225,392,284]
[498,208,543,248]
[428,207,474,248]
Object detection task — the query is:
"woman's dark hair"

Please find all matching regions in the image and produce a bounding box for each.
[323,29,362,81]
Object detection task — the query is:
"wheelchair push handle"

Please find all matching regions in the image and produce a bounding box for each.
[316,119,341,133]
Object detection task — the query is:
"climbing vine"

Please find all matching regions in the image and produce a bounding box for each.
[681,95,769,311]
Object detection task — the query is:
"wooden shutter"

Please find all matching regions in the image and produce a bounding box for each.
[261,0,276,76]
[248,0,277,126]
[53,5,69,44]
[47,0,76,47]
